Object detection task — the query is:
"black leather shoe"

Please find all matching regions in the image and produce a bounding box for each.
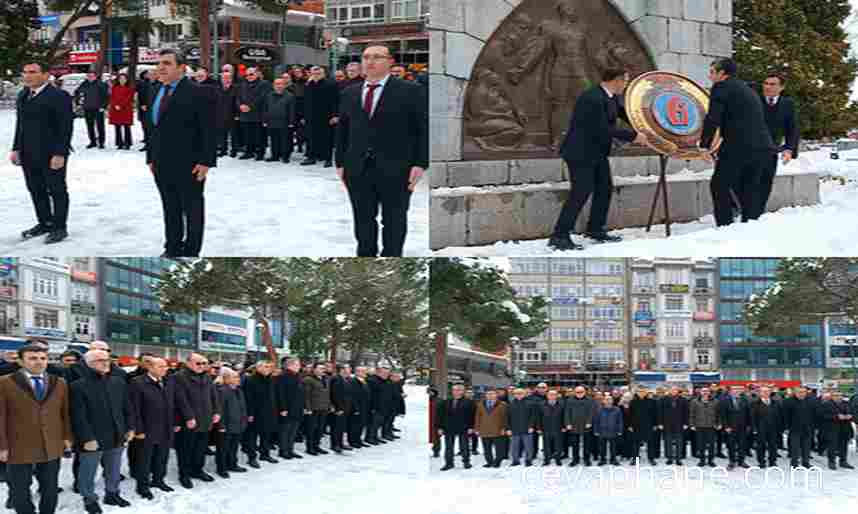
[227,466,248,473]
[248,458,261,468]
[179,476,193,489]
[548,234,582,251]
[239,153,255,160]
[45,229,68,244]
[98,143,105,149]
[229,150,238,158]
[22,223,53,239]
[440,464,453,471]
[260,455,278,463]
[136,488,154,500]
[84,501,102,514]
[324,160,333,168]
[288,453,304,459]
[266,157,279,162]
[255,155,266,161]
[151,481,174,492]
[463,462,472,469]
[300,158,317,166]
[315,449,329,455]
[190,472,214,482]
[279,452,293,459]
[104,493,130,507]
[585,232,622,243]
[216,471,230,479]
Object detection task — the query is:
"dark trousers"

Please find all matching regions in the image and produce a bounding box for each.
[347,412,365,445]
[278,419,300,455]
[726,429,748,464]
[469,433,479,452]
[22,162,69,230]
[345,159,411,257]
[598,437,618,462]
[834,432,851,462]
[242,122,263,156]
[481,437,501,465]
[331,413,347,449]
[306,411,326,451]
[568,432,585,462]
[84,109,105,145]
[664,432,684,461]
[542,432,563,461]
[382,412,395,439]
[497,436,509,460]
[367,412,384,442]
[695,428,716,462]
[759,153,778,215]
[216,432,241,472]
[632,428,659,461]
[308,124,333,161]
[710,150,770,226]
[268,127,294,160]
[134,441,169,486]
[7,459,60,514]
[138,110,150,144]
[244,422,275,458]
[789,430,812,465]
[293,113,306,150]
[443,433,470,465]
[553,157,612,236]
[756,430,779,465]
[152,162,205,256]
[175,429,208,478]
[113,124,132,147]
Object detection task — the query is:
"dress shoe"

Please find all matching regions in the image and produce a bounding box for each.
[179,476,193,489]
[610,460,620,466]
[139,147,147,152]
[840,461,855,470]
[229,150,238,158]
[342,446,355,451]
[282,157,291,164]
[260,455,279,463]
[716,453,728,459]
[392,428,401,433]
[463,462,472,469]
[21,223,53,240]
[190,472,214,482]
[136,488,154,500]
[332,448,343,454]
[86,142,97,149]
[289,453,304,459]
[228,466,248,473]
[300,158,317,166]
[548,234,582,251]
[316,449,329,455]
[216,471,230,479]
[440,464,453,471]
[84,500,103,514]
[306,450,318,456]
[104,493,131,507]
[324,160,333,168]
[585,231,622,243]
[525,460,533,467]
[45,228,68,244]
[279,452,293,459]
[266,157,279,162]
[255,155,266,161]
[666,459,674,465]
[248,457,261,468]
[151,481,174,492]
[483,463,493,468]
[6,496,13,509]
[98,143,105,149]
[239,153,255,160]
[738,462,750,469]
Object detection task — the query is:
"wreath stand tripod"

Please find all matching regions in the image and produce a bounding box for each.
[645,154,673,237]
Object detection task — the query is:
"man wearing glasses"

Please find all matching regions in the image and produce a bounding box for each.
[237,67,272,161]
[173,354,221,489]
[335,45,428,257]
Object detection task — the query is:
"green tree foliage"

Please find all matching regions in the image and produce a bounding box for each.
[734,0,858,138]
[0,0,44,76]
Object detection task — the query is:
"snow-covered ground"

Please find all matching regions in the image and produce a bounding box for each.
[428,442,858,514]
[435,150,858,257]
[25,385,433,514]
[0,109,429,256]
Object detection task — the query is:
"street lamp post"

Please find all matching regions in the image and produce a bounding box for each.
[276,0,290,69]
[510,336,520,386]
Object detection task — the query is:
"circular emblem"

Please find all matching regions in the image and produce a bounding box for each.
[652,92,701,136]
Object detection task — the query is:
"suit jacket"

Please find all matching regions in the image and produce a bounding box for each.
[275,370,305,421]
[335,77,429,180]
[69,366,135,451]
[172,368,220,432]
[474,400,508,438]
[330,375,353,415]
[13,85,74,166]
[244,374,279,432]
[750,398,782,435]
[659,395,690,433]
[436,398,475,435]
[128,374,181,446]
[717,395,751,431]
[700,78,776,157]
[146,77,217,170]
[761,95,800,157]
[350,377,371,418]
[559,85,637,165]
[0,371,72,464]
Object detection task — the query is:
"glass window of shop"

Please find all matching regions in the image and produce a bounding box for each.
[240,20,277,43]
[202,311,246,328]
[720,348,749,366]
[551,258,584,275]
[254,319,284,348]
[391,0,421,20]
[786,348,823,367]
[751,348,786,367]
[107,318,138,342]
[202,330,246,347]
[719,259,780,278]
[34,308,59,329]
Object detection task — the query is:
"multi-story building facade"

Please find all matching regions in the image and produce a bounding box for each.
[17,258,72,353]
[69,257,99,346]
[824,317,858,379]
[718,258,824,385]
[98,258,197,360]
[0,258,25,351]
[509,258,628,387]
[324,0,429,67]
[629,259,717,373]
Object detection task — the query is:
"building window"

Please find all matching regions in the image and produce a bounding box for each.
[665,321,684,338]
[696,350,710,365]
[668,348,684,364]
[551,259,584,275]
[551,306,580,320]
[391,0,420,20]
[552,285,583,297]
[586,260,623,275]
[160,24,183,43]
[661,268,687,285]
[665,296,684,311]
[634,272,655,288]
[695,298,710,312]
[33,274,58,298]
[72,258,90,272]
[75,316,90,336]
[34,308,59,330]
[240,20,276,43]
[694,274,710,288]
[637,300,651,312]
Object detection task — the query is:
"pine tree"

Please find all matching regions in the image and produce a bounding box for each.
[0,0,43,76]
[734,0,858,138]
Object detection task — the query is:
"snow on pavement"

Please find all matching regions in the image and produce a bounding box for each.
[40,385,434,514]
[434,150,858,257]
[0,109,429,256]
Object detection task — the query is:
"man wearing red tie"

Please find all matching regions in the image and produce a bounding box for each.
[335,45,429,257]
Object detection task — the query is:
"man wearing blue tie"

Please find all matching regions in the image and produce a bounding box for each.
[146,48,217,257]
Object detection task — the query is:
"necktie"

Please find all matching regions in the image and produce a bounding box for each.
[452,399,458,410]
[32,376,45,401]
[157,85,174,124]
[364,83,380,116]
[769,97,775,106]
[487,401,494,410]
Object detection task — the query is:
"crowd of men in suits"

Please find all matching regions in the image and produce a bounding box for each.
[548,58,800,251]
[0,340,407,514]
[432,382,858,472]
[9,46,428,258]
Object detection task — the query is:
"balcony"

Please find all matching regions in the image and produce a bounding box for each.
[633,336,657,347]
[693,286,712,295]
[693,311,715,321]
[693,336,715,347]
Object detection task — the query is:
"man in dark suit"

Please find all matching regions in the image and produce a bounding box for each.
[349,367,372,448]
[759,72,800,216]
[275,358,306,459]
[750,386,782,468]
[717,386,751,469]
[73,71,109,149]
[136,70,153,152]
[303,66,339,167]
[146,49,216,257]
[10,61,74,244]
[437,384,476,471]
[329,364,354,453]
[335,45,429,257]
[549,67,648,251]
[700,58,776,227]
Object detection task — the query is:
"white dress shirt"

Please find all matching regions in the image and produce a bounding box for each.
[361,74,391,116]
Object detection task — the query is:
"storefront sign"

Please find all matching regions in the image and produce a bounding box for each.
[591,320,618,327]
[662,310,692,318]
[666,373,690,382]
[0,287,14,299]
[693,311,715,321]
[659,284,689,294]
[634,311,653,321]
[200,321,247,337]
[236,46,277,63]
[340,22,425,38]
[0,259,14,277]
[633,336,656,346]
[71,270,97,283]
[69,51,99,65]
[594,297,622,305]
[664,362,690,370]
[24,327,66,339]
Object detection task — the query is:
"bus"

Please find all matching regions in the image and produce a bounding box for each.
[446,344,511,392]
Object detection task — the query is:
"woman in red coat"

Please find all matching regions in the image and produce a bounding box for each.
[108,73,135,149]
